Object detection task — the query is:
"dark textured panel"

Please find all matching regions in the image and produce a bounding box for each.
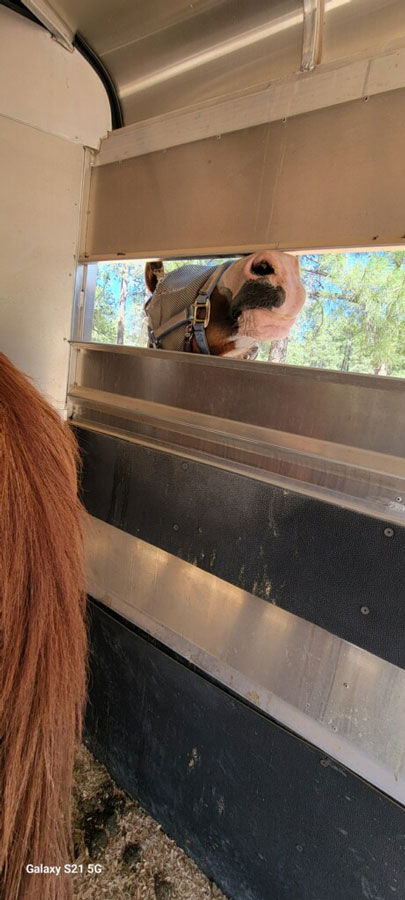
[86,600,405,900]
[76,428,405,667]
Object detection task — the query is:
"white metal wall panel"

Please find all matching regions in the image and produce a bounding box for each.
[0,6,110,411]
[0,6,110,148]
[0,116,84,411]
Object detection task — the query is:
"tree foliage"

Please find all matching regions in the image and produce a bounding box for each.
[258,251,405,376]
[92,262,149,346]
[91,252,405,377]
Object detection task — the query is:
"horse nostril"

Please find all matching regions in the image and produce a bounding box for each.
[251,260,275,277]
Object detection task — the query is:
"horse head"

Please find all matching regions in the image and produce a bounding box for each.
[144,250,306,358]
[215,250,306,354]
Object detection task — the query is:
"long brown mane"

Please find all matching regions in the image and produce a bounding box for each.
[0,353,86,900]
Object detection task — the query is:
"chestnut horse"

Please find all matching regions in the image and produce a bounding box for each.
[145,250,306,358]
[0,353,86,900]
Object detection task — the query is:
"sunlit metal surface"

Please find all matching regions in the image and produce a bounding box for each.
[85,515,405,805]
[323,0,405,68]
[69,344,405,525]
[301,0,323,71]
[44,0,405,125]
[94,48,405,166]
[45,0,303,123]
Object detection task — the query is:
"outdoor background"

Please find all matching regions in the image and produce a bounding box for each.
[91,251,405,377]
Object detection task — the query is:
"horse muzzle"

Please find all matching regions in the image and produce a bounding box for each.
[231,278,286,319]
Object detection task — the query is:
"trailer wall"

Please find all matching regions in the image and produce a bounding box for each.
[84,66,405,259]
[0,6,110,411]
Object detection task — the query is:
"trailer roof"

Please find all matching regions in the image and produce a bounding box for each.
[32,0,405,126]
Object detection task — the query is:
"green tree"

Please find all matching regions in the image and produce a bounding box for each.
[92,265,118,343]
[92,262,148,345]
[262,251,405,376]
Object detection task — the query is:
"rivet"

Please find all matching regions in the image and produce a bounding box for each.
[181,462,189,471]
[384,527,394,537]
[395,497,402,503]
[296,845,303,852]
[343,682,349,688]
[320,758,329,768]
[363,96,369,102]
[173,524,180,531]
[361,605,370,616]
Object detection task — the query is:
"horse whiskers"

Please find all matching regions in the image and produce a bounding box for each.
[0,353,87,900]
[219,335,260,360]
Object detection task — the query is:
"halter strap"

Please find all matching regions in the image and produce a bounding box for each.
[149,259,234,353]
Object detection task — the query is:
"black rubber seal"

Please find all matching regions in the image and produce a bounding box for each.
[0,0,38,24]
[73,32,123,130]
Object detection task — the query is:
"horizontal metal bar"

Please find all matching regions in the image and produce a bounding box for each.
[84,516,405,805]
[94,48,405,166]
[70,394,405,526]
[68,344,405,524]
[68,385,404,476]
[69,342,405,394]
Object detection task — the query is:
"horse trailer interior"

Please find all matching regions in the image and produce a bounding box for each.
[1,2,404,899]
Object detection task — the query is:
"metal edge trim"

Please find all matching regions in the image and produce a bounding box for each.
[68,384,405,477]
[93,48,405,166]
[85,515,405,806]
[69,341,405,391]
[71,419,405,527]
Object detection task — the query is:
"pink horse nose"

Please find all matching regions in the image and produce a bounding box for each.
[243,252,275,280]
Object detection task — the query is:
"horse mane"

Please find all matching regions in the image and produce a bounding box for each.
[0,353,87,900]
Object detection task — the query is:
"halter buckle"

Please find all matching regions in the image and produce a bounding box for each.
[193,297,211,329]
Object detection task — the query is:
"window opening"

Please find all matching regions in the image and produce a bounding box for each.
[77,251,405,378]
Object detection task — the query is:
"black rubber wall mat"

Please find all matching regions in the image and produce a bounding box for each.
[76,428,405,667]
[86,600,405,900]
